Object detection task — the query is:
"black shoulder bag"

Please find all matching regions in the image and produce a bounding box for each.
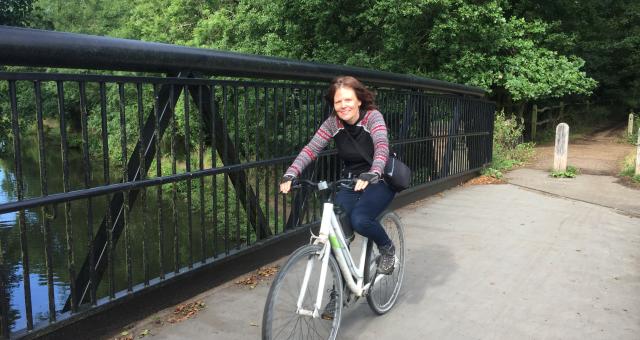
[344,132,411,192]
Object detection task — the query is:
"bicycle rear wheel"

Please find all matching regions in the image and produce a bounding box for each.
[364,211,405,315]
[262,244,344,340]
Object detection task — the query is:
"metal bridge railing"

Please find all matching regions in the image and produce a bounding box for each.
[0,26,495,338]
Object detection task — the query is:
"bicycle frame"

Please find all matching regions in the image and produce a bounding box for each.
[295,199,374,318]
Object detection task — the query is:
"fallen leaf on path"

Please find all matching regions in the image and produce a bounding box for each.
[465,175,505,185]
[236,265,280,287]
[167,300,206,324]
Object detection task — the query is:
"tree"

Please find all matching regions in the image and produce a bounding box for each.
[507,0,640,114]
[184,0,596,107]
[0,0,35,27]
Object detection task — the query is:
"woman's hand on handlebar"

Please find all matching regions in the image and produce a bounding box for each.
[355,172,380,191]
[280,174,295,194]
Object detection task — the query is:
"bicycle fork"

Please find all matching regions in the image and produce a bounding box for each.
[295,242,331,318]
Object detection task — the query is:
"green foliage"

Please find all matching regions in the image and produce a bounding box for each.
[507,0,640,116]
[482,111,535,177]
[0,0,36,26]
[619,153,640,183]
[29,0,597,105]
[550,165,579,178]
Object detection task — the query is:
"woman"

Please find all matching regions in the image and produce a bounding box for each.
[280,75,396,275]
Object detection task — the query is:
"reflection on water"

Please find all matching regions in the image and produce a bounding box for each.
[0,167,16,228]
[0,133,236,333]
[8,264,68,332]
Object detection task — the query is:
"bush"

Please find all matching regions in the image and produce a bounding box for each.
[482,111,535,178]
[620,153,640,183]
[550,165,579,178]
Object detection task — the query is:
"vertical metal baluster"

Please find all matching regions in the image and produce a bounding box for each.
[319,91,325,187]
[34,81,56,322]
[428,95,434,181]
[9,81,33,328]
[118,83,133,292]
[223,86,229,255]
[303,89,310,224]
[273,87,279,234]
[198,86,205,263]
[440,97,446,177]
[170,85,179,273]
[254,87,260,242]
[453,97,457,175]
[79,82,96,304]
[137,83,149,286]
[422,94,427,183]
[234,86,240,250]
[244,86,250,246]
[99,82,114,298]
[416,94,420,181]
[429,96,435,181]
[154,84,165,280]
[263,87,269,238]
[282,87,287,231]
[453,97,458,174]
[422,94,427,182]
[184,85,193,268]
[312,89,318,221]
[211,85,218,258]
[56,80,76,313]
[433,97,439,180]
[415,93,421,183]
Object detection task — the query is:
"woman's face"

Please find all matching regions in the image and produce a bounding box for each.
[333,87,361,125]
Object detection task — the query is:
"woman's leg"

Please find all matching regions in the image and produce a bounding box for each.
[349,181,395,248]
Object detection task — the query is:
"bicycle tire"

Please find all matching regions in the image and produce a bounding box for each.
[364,211,405,315]
[262,244,344,340]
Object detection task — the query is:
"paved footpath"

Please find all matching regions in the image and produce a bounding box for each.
[106,170,640,340]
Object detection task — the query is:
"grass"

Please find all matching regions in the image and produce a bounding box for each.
[619,153,640,183]
[550,165,579,178]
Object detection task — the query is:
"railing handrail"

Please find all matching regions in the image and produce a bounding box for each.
[0,26,486,97]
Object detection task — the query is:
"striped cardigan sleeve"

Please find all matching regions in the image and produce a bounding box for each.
[363,110,389,175]
[284,116,336,177]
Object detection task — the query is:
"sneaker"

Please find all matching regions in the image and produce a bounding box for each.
[377,243,396,275]
[321,289,338,320]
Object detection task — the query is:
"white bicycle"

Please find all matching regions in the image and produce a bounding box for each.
[262,178,406,340]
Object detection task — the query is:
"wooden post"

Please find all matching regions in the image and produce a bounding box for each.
[636,128,640,176]
[531,104,538,141]
[629,112,635,137]
[554,123,569,171]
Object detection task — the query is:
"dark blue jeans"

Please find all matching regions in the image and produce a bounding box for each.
[335,180,396,248]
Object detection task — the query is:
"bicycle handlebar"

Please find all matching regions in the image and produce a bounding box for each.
[290,178,356,191]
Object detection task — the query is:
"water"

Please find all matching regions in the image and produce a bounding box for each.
[0,133,227,333]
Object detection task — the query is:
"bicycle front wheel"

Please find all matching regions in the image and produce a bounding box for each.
[262,244,344,340]
[364,211,405,315]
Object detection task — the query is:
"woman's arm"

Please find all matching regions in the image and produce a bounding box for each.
[283,116,336,178]
[363,110,389,175]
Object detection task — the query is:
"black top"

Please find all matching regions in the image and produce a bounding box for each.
[334,111,375,178]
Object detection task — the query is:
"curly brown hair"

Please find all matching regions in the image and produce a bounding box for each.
[325,76,378,113]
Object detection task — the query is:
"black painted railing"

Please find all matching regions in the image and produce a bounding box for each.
[0,26,495,338]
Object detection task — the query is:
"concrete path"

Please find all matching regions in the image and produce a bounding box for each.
[106,175,640,340]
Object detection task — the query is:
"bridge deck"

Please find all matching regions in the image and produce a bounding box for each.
[103,170,640,340]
